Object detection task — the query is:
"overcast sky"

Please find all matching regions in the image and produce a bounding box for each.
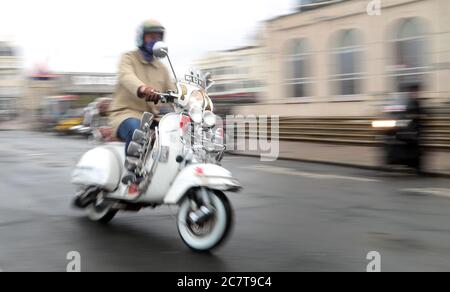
[0,0,296,73]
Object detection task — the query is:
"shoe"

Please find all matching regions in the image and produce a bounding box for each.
[72,188,98,209]
[121,172,144,185]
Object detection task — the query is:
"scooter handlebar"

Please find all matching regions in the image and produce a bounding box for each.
[155,92,177,104]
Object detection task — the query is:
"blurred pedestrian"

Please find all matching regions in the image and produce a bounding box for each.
[404,83,425,174]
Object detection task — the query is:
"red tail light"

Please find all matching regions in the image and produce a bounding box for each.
[128,184,139,195]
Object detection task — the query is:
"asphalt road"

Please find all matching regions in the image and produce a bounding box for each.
[1,131,450,272]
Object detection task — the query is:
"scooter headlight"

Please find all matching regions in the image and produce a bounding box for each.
[203,111,216,128]
[189,90,205,109]
[189,106,203,124]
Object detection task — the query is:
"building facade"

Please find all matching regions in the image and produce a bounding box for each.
[194,46,268,115]
[22,71,60,123]
[0,41,23,120]
[234,0,450,117]
[58,72,117,97]
[22,71,117,125]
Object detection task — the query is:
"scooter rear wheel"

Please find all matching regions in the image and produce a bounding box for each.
[86,191,117,224]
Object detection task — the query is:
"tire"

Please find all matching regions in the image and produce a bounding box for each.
[86,191,118,224]
[177,190,234,252]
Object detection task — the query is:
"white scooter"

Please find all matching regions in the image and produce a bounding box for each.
[71,42,242,252]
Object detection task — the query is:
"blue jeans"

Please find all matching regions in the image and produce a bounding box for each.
[117,118,141,155]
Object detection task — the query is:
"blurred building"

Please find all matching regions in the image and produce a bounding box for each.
[58,72,116,107]
[0,41,23,120]
[23,70,116,128]
[194,46,267,116]
[235,0,450,117]
[22,65,60,122]
[59,72,116,98]
[297,0,349,12]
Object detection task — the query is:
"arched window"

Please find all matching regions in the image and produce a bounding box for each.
[285,39,313,98]
[392,18,428,91]
[331,29,364,96]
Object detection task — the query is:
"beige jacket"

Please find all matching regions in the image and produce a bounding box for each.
[109,50,175,138]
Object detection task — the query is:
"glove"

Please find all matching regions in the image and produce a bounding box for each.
[138,86,161,103]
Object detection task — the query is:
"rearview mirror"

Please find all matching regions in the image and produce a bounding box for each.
[153,42,168,58]
[204,72,215,91]
[206,79,215,91]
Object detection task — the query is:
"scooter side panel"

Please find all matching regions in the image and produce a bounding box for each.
[139,113,184,202]
[71,143,125,192]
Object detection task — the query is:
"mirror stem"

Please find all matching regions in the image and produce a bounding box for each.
[165,53,178,86]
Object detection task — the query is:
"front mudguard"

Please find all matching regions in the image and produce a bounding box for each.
[164,164,242,205]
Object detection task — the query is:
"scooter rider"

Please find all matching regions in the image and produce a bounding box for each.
[73,20,175,207]
[109,19,176,184]
[109,19,175,156]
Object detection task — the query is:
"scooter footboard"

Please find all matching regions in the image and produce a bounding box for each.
[164,164,241,205]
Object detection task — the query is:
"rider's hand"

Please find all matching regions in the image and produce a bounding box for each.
[138,86,161,103]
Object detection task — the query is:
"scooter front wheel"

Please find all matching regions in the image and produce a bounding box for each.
[177,190,234,252]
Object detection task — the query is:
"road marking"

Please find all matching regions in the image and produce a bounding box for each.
[401,188,450,198]
[241,165,379,183]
